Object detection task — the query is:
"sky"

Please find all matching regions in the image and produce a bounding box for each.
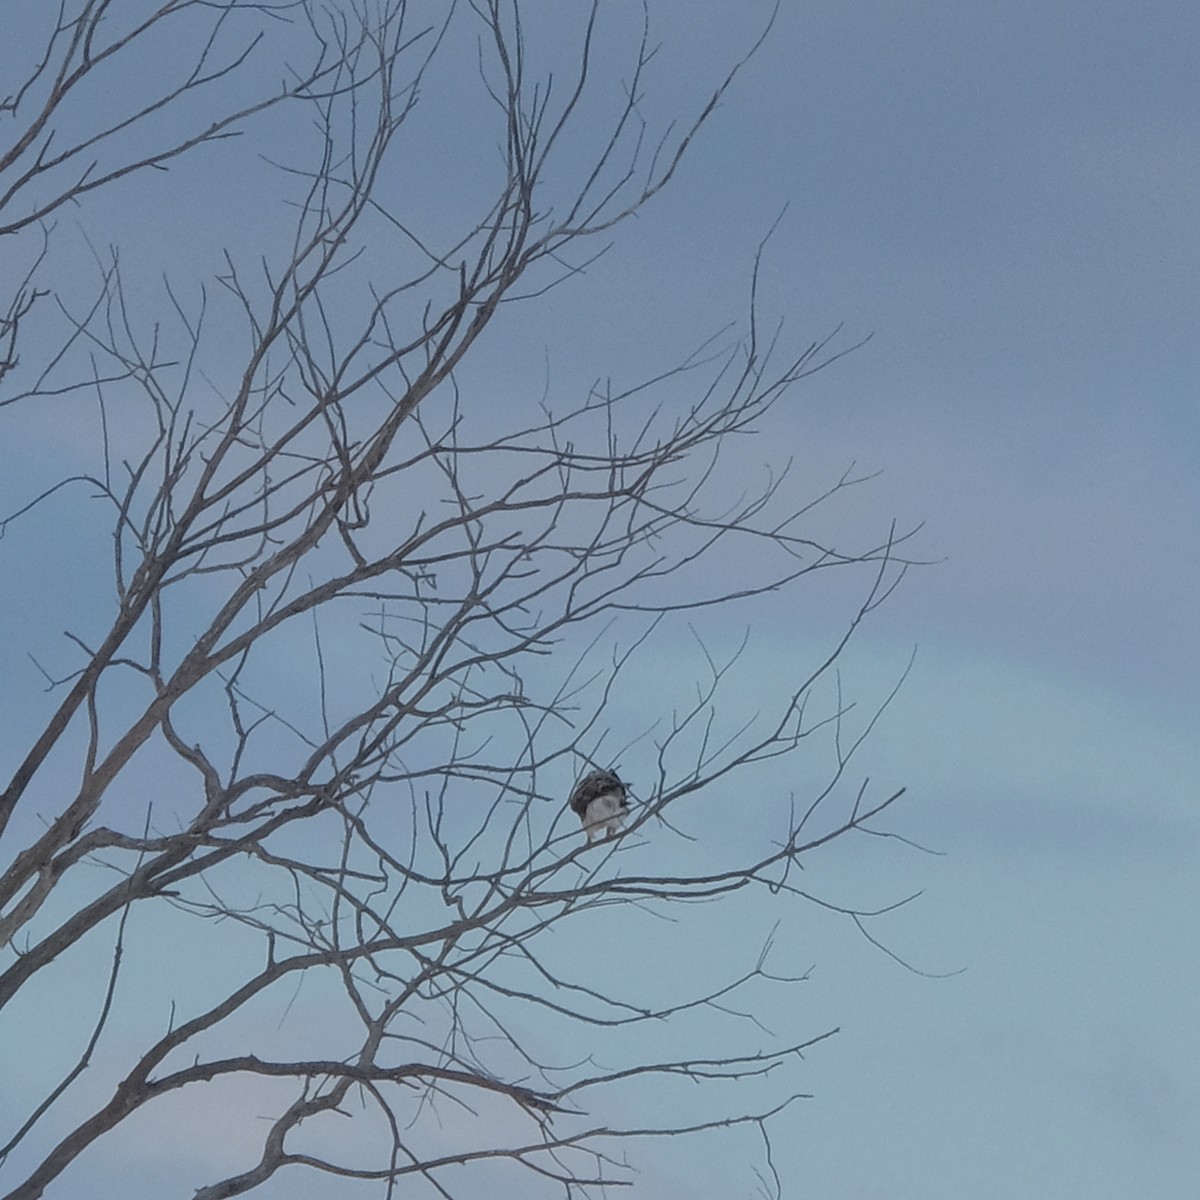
[2,1,1198,1197]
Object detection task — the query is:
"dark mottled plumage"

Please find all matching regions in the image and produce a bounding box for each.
[568,769,630,842]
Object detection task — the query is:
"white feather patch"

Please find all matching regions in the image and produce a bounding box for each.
[582,791,628,841]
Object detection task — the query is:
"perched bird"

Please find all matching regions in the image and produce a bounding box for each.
[568,769,630,843]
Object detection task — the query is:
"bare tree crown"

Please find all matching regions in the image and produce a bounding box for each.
[0,4,921,1197]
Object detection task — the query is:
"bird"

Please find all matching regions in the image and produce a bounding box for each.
[568,768,630,843]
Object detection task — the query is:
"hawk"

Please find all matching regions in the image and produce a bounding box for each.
[568,769,630,843]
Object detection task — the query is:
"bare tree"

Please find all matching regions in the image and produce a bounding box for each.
[0,3,920,1197]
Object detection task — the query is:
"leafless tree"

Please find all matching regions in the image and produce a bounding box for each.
[0,3,921,1197]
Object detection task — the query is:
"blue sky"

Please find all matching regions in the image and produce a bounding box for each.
[1,2,1197,1197]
